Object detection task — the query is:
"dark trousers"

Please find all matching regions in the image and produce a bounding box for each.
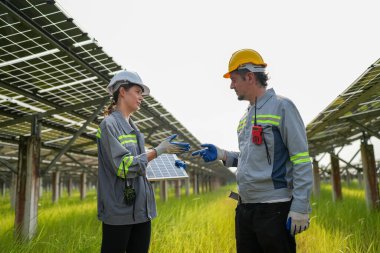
[101,221,151,253]
[235,201,296,253]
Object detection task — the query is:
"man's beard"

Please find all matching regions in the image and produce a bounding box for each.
[238,95,245,101]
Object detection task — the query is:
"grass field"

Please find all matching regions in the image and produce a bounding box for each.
[0,182,379,252]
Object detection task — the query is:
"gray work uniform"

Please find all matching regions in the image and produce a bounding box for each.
[225,88,312,213]
[96,110,157,225]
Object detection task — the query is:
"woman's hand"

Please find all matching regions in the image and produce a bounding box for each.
[154,134,191,157]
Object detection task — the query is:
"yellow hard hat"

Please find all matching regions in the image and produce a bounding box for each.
[223,49,267,78]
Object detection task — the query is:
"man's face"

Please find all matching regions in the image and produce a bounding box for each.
[230,71,250,101]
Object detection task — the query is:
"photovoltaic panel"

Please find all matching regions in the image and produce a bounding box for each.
[0,1,235,182]
[146,154,188,181]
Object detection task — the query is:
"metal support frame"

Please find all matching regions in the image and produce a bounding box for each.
[174,180,181,198]
[160,180,168,202]
[14,135,40,241]
[42,99,107,176]
[348,119,380,140]
[360,139,380,210]
[330,152,343,202]
[329,152,360,171]
[185,177,190,196]
[0,158,17,174]
[67,176,73,197]
[80,172,86,200]
[51,171,60,203]
[312,158,321,197]
[0,109,96,143]
[0,97,108,128]
[0,80,102,127]
[65,153,97,177]
[145,126,159,141]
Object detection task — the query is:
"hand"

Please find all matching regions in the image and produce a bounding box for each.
[175,160,187,169]
[191,144,226,162]
[286,211,310,236]
[154,134,190,157]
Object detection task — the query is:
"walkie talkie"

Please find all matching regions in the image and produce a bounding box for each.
[252,97,263,145]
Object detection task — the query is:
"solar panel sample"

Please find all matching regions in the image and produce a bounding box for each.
[147,154,188,181]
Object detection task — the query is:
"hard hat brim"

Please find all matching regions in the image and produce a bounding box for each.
[223,72,231,78]
[139,84,150,96]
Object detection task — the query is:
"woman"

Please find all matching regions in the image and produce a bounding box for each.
[97,70,189,253]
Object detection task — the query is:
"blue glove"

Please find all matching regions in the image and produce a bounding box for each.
[191,144,226,162]
[175,160,187,169]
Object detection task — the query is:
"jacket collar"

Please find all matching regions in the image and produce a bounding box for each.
[255,88,275,109]
[112,110,134,134]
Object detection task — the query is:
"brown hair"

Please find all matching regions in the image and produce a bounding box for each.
[232,69,269,87]
[103,83,135,116]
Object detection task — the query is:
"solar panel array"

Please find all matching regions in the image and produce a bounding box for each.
[0,0,234,182]
[307,58,380,156]
[147,154,188,181]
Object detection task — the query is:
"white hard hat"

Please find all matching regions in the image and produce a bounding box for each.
[107,70,150,96]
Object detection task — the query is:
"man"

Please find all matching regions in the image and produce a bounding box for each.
[192,49,312,253]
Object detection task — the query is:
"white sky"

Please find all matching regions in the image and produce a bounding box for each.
[58,0,380,166]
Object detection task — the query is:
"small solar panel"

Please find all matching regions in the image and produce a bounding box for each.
[147,154,188,181]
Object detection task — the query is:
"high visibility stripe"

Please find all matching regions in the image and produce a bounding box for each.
[120,139,138,145]
[251,114,281,126]
[290,152,311,165]
[251,120,280,126]
[117,156,134,178]
[96,128,101,139]
[237,118,247,132]
[237,122,246,131]
[118,134,137,141]
[256,114,282,120]
[293,158,312,165]
[290,152,309,161]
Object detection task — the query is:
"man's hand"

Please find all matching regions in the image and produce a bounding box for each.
[191,144,226,162]
[154,134,190,157]
[286,211,310,236]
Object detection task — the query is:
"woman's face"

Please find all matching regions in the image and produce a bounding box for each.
[119,85,144,113]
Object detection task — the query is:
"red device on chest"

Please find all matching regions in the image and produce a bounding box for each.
[252,97,263,145]
[252,125,263,145]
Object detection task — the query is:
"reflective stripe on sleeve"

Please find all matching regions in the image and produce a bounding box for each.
[290,152,311,165]
[117,155,134,178]
[96,128,101,139]
[237,119,247,132]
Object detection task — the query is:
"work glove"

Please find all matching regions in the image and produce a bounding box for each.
[286,211,310,236]
[191,144,226,162]
[175,160,187,169]
[154,134,190,157]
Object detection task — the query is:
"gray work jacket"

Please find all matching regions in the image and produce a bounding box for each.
[225,88,312,213]
[96,110,157,225]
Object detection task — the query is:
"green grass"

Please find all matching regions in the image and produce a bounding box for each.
[297,182,380,253]
[0,182,379,252]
